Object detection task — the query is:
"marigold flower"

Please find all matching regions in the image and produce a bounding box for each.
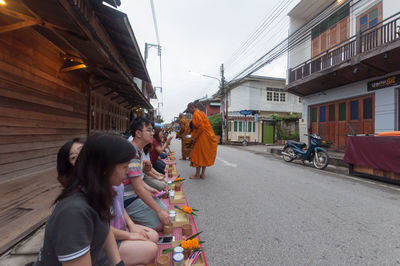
[181,206,192,214]
[175,177,182,181]
[192,238,199,248]
[181,239,193,250]
[181,240,188,249]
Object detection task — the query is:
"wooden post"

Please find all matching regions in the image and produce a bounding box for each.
[356,32,361,55]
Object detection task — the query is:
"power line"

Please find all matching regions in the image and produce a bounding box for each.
[225,0,293,65]
[150,0,160,45]
[226,20,290,78]
[148,0,163,116]
[225,0,296,69]
[228,0,364,82]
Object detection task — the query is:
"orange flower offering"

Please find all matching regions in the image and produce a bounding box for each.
[182,205,193,214]
[162,231,204,254]
[181,238,199,250]
[172,177,185,184]
[175,205,198,216]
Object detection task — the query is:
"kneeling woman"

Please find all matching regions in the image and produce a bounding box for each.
[35,134,135,266]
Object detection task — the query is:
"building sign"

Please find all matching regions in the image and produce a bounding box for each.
[239,110,253,116]
[368,75,400,91]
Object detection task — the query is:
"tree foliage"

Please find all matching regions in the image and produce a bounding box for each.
[208,114,222,136]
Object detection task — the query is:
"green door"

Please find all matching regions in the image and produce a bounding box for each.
[262,123,274,144]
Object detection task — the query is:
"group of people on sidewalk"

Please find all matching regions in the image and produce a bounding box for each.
[32,102,218,266]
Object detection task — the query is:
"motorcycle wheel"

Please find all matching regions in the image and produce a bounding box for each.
[242,139,248,146]
[282,146,295,162]
[313,150,329,169]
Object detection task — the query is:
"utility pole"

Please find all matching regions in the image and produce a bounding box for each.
[220,64,229,144]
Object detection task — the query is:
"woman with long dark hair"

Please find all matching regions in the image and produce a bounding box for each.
[56,138,85,187]
[35,133,135,266]
[150,127,172,174]
[142,143,166,191]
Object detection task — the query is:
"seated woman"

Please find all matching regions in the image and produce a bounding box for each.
[142,143,166,191]
[35,133,132,265]
[150,127,173,174]
[111,184,158,265]
[54,137,158,265]
[56,138,84,187]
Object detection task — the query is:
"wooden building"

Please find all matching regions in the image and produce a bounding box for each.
[286,0,400,151]
[0,0,154,253]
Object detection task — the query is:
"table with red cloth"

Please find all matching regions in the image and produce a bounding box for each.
[344,136,400,181]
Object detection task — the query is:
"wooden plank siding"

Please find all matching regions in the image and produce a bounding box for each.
[0,28,88,184]
[309,94,375,151]
[89,91,130,134]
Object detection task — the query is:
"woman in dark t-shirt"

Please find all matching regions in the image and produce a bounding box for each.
[35,134,136,266]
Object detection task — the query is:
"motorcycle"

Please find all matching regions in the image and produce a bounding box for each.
[281,134,330,169]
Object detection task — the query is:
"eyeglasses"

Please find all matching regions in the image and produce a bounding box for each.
[141,128,155,134]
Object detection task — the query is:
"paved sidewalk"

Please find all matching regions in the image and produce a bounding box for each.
[230,143,346,166]
[227,143,349,175]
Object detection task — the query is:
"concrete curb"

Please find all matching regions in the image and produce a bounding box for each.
[269,147,348,168]
[267,148,349,167]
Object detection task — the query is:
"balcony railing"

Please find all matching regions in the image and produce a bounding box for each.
[288,12,400,84]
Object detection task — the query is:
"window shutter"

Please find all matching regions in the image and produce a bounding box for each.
[312,36,320,57]
[329,24,339,47]
[339,17,349,42]
[320,32,328,52]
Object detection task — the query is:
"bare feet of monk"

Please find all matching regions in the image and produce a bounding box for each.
[179,157,186,160]
[190,175,201,179]
[200,174,205,179]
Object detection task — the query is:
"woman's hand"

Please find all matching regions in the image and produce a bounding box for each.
[128,224,150,240]
[155,175,165,181]
[148,186,159,194]
[143,160,152,172]
[129,232,149,241]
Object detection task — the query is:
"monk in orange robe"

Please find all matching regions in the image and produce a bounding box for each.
[187,102,218,179]
[178,113,192,160]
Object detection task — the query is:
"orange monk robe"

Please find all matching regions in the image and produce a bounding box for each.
[178,117,191,138]
[179,116,192,159]
[190,109,218,167]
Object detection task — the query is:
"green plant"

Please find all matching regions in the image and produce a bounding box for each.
[271,113,301,141]
[208,114,222,136]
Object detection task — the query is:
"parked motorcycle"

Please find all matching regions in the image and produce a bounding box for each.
[281,134,330,169]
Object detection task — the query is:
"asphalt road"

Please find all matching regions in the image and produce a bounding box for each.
[172,140,400,265]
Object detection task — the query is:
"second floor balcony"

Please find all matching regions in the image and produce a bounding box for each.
[287,12,400,96]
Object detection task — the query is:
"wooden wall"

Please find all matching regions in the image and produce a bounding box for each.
[0,28,88,183]
[90,91,130,134]
[309,94,375,151]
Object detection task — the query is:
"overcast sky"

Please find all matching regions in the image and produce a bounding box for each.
[119,0,300,122]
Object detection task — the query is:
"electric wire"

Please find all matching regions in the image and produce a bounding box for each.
[228,0,364,82]
[233,0,365,80]
[226,0,293,63]
[149,0,163,115]
[150,0,160,45]
[225,0,296,69]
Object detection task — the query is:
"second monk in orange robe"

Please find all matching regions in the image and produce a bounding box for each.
[187,102,218,179]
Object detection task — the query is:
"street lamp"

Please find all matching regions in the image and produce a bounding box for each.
[201,74,221,83]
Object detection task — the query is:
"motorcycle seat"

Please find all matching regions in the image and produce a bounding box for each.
[287,140,306,148]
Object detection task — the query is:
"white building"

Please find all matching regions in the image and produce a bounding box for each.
[286,0,400,151]
[225,75,302,144]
